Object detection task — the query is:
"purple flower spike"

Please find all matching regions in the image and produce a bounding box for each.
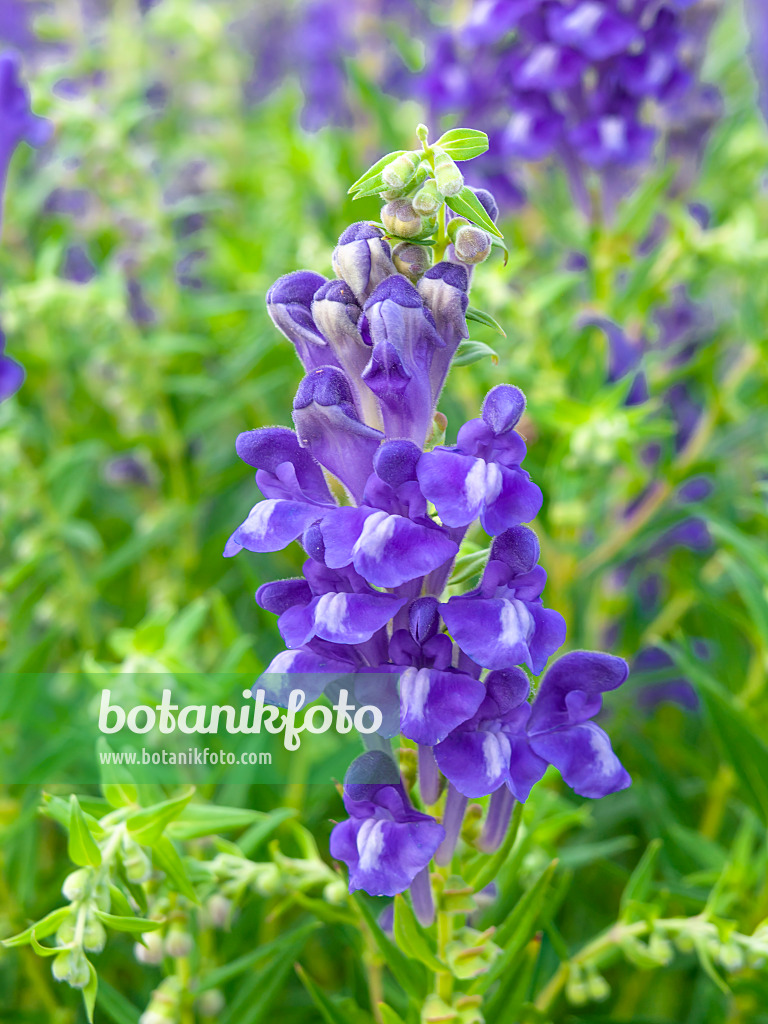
[330,751,445,897]
[266,270,332,372]
[746,0,768,125]
[293,366,383,501]
[332,222,397,306]
[0,327,24,402]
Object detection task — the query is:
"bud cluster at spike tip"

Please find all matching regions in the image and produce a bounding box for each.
[420,0,722,213]
[226,127,631,911]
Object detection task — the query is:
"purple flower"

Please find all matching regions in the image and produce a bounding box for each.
[440,526,566,674]
[746,0,768,124]
[0,327,24,402]
[418,385,542,534]
[435,651,631,801]
[330,752,445,897]
[1,51,51,232]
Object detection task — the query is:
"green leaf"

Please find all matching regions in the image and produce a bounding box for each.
[351,175,389,199]
[150,835,199,903]
[30,932,65,957]
[378,1006,409,1024]
[1,906,72,947]
[108,885,135,918]
[448,548,489,587]
[446,186,503,238]
[453,340,499,367]
[95,978,142,1024]
[68,795,102,867]
[352,894,426,1000]
[166,803,269,841]
[41,793,106,839]
[196,922,320,994]
[236,807,298,857]
[620,839,663,914]
[295,963,369,1024]
[465,306,507,337]
[434,128,489,161]
[470,802,524,894]
[393,894,444,971]
[83,959,98,1024]
[126,787,195,845]
[218,930,312,1024]
[94,911,164,935]
[348,151,407,193]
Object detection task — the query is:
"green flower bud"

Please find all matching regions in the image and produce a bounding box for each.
[648,932,674,966]
[718,941,745,971]
[122,836,152,884]
[674,931,695,954]
[392,242,432,281]
[323,879,348,906]
[55,913,78,946]
[381,200,428,239]
[383,151,421,190]
[83,917,107,954]
[255,863,282,896]
[585,966,610,1002]
[456,994,484,1024]
[52,949,90,989]
[421,994,458,1022]
[197,989,226,1018]
[565,964,589,1006]
[62,868,90,902]
[164,920,193,959]
[434,148,464,197]
[141,978,182,1023]
[204,894,232,930]
[453,224,491,265]
[134,929,164,965]
[413,180,443,216]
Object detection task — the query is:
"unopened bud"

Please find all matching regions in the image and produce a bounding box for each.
[392,242,431,281]
[55,913,77,945]
[122,837,152,883]
[164,916,193,958]
[83,917,107,954]
[718,941,745,971]
[198,989,226,1017]
[204,894,232,930]
[323,879,348,905]
[453,224,491,265]
[381,200,427,239]
[648,933,673,965]
[565,963,589,1006]
[413,180,442,215]
[62,868,90,902]
[674,931,695,953]
[140,978,181,1023]
[134,929,164,965]
[434,148,464,197]
[255,863,282,896]
[585,967,610,1002]
[52,948,90,989]
[383,152,421,190]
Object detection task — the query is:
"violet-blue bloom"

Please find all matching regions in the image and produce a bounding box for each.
[1,51,51,232]
[0,327,24,402]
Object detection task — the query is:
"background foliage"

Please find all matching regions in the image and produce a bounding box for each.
[2,1,768,1021]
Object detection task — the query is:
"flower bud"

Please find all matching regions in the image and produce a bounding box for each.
[382,151,421,190]
[55,913,77,945]
[332,222,395,306]
[83,916,107,954]
[434,148,464,197]
[134,929,164,965]
[204,893,232,930]
[164,918,193,959]
[140,977,182,1024]
[122,836,152,883]
[198,989,226,1018]
[674,931,695,953]
[718,941,745,971]
[255,863,282,896]
[62,868,90,902]
[585,966,610,1002]
[565,963,589,1006]
[453,224,492,265]
[323,879,348,905]
[412,180,443,216]
[392,242,431,281]
[52,948,90,989]
[381,200,427,239]
[647,932,673,965]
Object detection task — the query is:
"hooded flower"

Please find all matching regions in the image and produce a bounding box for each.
[0,327,24,402]
[330,751,445,897]
[1,51,51,232]
[435,651,631,800]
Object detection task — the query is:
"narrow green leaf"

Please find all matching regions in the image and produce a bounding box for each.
[83,960,98,1024]
[218,931,311,1024]
[352,894,426,1000]
[69,796,102,867]
[197,922,320,994]
[126,787,195,845]
[1,906,72,947]
[446,186,503,237]
[108,885,135,918]
[150,835,199,903]
[620,839,663,914]
[351,174,389,199]
[393,895,444,971]
[40,793,106,839]
[236,807,298,857]
[296,963,369,1024]
[435,128,489,161]
[166,803,269,841]
[30,932,64,957]
[378,1006,409,1024]
[453,340,499,367]
[94,911,164,935]
[95,978,142,1024]
[470,802,524,894]
[349,151,407,193]
[465,307,507,337]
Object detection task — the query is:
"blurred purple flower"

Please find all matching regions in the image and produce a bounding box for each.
[1,51,51,232]
[0,327,24,402]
